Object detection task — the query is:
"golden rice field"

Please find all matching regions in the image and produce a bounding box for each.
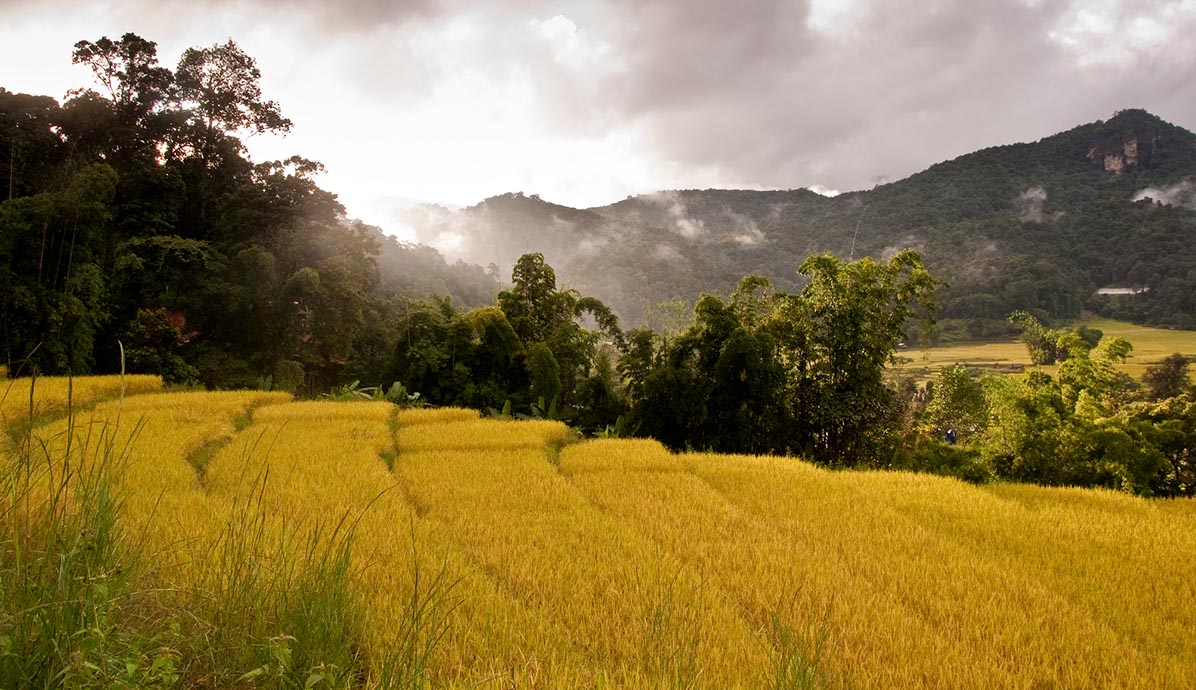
[4,378,1196,688]
[0,374,163,430]
[897,318,1196,381]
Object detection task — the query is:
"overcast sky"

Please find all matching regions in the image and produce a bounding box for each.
[3,0,1194,240]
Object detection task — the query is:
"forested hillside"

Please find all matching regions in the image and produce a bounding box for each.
[408,109,1196,332]
[1,34,495,388]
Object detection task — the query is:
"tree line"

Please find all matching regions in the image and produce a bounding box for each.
[369,250,1194,497]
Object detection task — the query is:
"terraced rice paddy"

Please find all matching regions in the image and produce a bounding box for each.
[4,380,1195,688]
[896,318,1196,381]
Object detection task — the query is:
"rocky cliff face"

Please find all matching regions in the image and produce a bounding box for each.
[1085,110,1170,173]
[1089,133,1158,173]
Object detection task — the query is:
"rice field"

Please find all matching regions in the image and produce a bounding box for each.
[897,319,1196,381]
[4,380,1195,688]
[0,374,163,433]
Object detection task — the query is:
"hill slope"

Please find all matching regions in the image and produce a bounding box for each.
[405,109,1196,330]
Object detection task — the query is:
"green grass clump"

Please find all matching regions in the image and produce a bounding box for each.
[0,418,182,689]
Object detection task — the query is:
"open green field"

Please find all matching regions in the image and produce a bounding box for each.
[897,319,1196,381]
[4,377,1195,689]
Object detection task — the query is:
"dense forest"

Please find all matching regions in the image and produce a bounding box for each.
[0,34,494,390]
[3,35,1194,496]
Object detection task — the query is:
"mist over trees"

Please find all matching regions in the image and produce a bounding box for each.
[1,33,493,389]
[401,110,1196,334]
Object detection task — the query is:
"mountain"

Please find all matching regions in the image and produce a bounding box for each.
[401,109,1196,332]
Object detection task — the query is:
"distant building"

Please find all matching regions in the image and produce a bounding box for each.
[1096,285,1150,306]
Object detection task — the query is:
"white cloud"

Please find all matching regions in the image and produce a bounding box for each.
[530,14,613,70]
[806,0,865,33]
[1047,0,1196,66]
[1018,185,1049,221]
[1133,180,1196,209]
[653,244,685,262]
[808,184,841,197]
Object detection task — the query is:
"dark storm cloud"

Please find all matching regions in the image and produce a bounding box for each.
[577,0,1196,193]
[580,0,1049,190]
[600,0,817,110]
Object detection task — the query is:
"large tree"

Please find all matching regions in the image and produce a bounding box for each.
[626,251,939,464]
[173,39,291,162]
[786,251,939,464]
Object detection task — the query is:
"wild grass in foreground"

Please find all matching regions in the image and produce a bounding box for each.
[0,414,179,687]
[1,387,460,690]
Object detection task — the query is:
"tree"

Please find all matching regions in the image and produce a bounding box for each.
[923,365,989,444]
[1,164,117,373]
[71,33,173,136]
[496,252,623,416]
[974,337,1178,495]
[1142,354,1192,401]
[121,307,198,383]
[572,348,628,433]
[709,327,784,453]
[3,32,390,391]
[70,30,177,170]
[1130,396,1196,496]
[174,39,292,144]
[526,342,562,408]
[498,253,569,344]
[463,305,524,408]
[784,251,939,465]
[1008,311,1062,365]
[1056,335,1133,417]
[575,295,624,348]
[387,297,474,404]
[0,89,65,201]
[618,328,659,402]
[634,364,708,451]
[621,254,939,461]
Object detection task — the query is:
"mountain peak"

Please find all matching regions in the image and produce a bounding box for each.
[1104,108,1168,128]
[1079,108,1194,174]
[480,191,563,209]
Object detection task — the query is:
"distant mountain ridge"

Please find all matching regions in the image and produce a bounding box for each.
[400,109,1196,331]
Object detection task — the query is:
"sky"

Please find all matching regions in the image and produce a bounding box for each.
[2,0,1195,241]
